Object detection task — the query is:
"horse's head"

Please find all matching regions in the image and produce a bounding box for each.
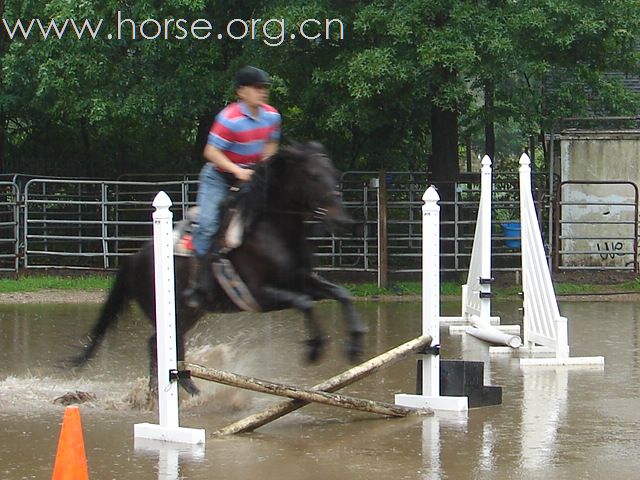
[271,142,352,230]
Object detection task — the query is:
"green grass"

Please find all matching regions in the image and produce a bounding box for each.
[0,275,639,299]
[346,278,640,299]
[0,276,455,297]
[621,277,640,291]
[343,281,461,298]
[553,283,605,296]
[0,275,112,293]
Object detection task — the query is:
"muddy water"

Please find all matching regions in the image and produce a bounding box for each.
[1,299,639,479]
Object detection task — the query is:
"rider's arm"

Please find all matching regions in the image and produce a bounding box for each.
[262,140,278,160]
[203,144,253,181]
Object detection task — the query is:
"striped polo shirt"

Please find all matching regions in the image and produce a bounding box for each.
[208,101,281,166]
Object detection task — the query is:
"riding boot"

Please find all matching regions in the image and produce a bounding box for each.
[183,253,214,309]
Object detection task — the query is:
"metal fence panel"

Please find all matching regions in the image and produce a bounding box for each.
[15,171,555,275]
[557,181,639,271]
[0,182,19,272]
[24,179,197,269]
[321,171,531,274]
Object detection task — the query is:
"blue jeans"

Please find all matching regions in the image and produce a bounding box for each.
[192,163,231,256]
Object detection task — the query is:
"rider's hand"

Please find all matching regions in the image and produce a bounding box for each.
[234,168,254,182]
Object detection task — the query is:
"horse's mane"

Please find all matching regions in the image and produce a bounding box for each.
[219,142,327,236]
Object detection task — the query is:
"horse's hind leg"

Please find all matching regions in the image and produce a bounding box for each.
[148,334,159,402]
[258,286,328,363]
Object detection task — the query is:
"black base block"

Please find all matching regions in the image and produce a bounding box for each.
[417,359,502,408]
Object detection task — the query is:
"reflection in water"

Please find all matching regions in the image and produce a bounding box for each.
[421,417,441,480]
[420,414,471,480]
[0,300,639,479]
[134,438,205,480]
[521,368,568,470]
[480,421,496,471]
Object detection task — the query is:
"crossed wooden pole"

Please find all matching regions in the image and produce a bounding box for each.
[180,334,434,435]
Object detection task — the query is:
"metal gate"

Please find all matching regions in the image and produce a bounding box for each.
[23,179,197,269]
[8,171,552,275]
[555,180,639,271]
[0,182,19,272]
[310,171,530,275]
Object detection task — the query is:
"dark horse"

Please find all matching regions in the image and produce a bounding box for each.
[71,142,367,395]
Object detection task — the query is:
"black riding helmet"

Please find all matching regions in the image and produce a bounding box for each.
[233,66,271,89]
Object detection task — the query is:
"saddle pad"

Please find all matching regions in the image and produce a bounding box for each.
[173,231,194,257]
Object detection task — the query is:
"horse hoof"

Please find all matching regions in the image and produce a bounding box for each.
[344,343,363,364]
[304,337,327,364]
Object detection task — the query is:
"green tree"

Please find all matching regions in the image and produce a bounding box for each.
[1,0,253,175]
[1,0,639,180]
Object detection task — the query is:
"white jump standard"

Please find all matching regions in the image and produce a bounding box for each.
[463,156,521,348]
[490,154,604,366]
[134,191,206,445]
[395,186,502,412]
[444,155,522,348]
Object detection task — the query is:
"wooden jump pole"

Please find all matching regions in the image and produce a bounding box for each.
[183,363,422,418]
[182,335,432,435]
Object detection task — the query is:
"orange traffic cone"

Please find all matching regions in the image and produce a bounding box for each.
[51,405,90,480]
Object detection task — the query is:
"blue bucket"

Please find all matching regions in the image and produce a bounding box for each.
[501,222,521,249]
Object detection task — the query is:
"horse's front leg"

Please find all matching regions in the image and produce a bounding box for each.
[148,331,200,399]
[302,273,368,363]
[176,330,200,396]
[173,303,203,396]
[256,286,328,363]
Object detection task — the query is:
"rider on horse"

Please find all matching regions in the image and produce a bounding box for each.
[184,66,281,309]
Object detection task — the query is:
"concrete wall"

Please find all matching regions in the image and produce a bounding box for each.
[559,131,640,269]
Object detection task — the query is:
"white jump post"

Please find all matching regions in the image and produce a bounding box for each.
[134,191,206,444]
[446,156,521,346]
[461,155,497,325]
[467,156,521,347]
[500,154,604,366]
[395,187,468,412]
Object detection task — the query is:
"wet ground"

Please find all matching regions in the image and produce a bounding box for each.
[0,298,639,479]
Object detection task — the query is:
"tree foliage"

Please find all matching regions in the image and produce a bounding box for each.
[0,0,639,177]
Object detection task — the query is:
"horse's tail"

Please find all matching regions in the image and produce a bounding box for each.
[70,259,132,367]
